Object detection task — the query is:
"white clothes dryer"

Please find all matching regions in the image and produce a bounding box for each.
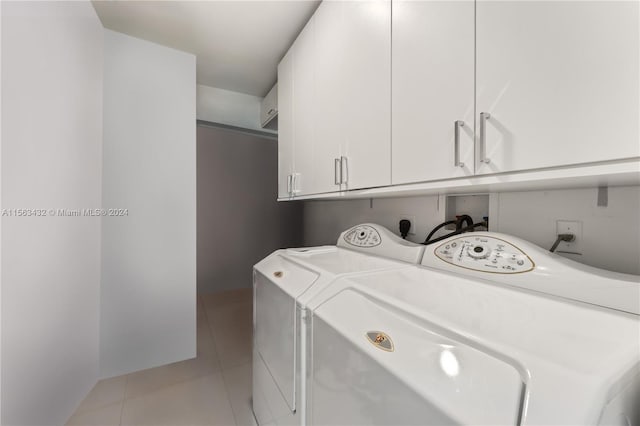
[252,224,425,426]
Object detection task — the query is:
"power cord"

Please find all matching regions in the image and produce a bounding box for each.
[423,222,487,245]
[549,233,575,252]
[422,215,488,245]
[422,220,457,244]
[399,219,411,239]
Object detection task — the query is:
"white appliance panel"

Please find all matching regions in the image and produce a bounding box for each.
[311,289,524,425]
[306,267,640,425]
[255,253,320,299]
[254,254,319,418]
[284,248,405,277]
[253,224,423,425]
[255,275,299,411]
[336,223,425,264]
[421,232,640,315]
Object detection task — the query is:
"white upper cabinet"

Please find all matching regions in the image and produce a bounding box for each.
[291,19,316,196]
[338,0,391,191]
[277,50,294,199]
[312,0,391,194]
[392,0,475,185]
[277,0,391,198]
[475,0,640,174]
[278,0,639,199]
[313,0,345,194]
[278,19,316,198]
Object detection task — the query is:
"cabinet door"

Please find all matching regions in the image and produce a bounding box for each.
[341,0,391,190]
[392,0,475,185]
[476,1,640,174]
[312,0,391,193]
[313,1,345,194]
[277,51,294,199]
[291,19,316,196]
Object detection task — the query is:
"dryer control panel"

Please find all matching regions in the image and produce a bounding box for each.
[342,225,381,248]
[434,235,534,274]
[337,223,425,264]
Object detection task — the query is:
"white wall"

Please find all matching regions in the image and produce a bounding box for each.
[303,186,640,275]
[1,2,103,424]
[197,84,275,133]
[101,30,196,378]
[0,3,3,421]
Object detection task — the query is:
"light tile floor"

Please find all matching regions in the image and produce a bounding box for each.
[67,289,255,426]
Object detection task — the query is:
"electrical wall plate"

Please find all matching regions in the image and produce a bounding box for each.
[555,220,583,254]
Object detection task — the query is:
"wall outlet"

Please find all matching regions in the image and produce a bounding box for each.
[398,215,417,235]
[555,220,583,254]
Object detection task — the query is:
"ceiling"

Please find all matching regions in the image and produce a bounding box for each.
[92,1,320,97]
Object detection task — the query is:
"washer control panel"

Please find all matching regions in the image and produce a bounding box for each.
[434,235,534,273]
[343,225,381,248]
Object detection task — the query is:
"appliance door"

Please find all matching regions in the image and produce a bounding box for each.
[309,289,524,425]
[254,256,318,413]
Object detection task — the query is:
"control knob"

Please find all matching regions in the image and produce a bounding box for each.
[467,244,491,259]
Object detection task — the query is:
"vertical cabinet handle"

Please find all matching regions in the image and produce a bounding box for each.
[454,120,465,168]
[287,174,292,195]
[292,173,300,194]
[479,112,491,164]
[340,156,348,185]
[334,158,341,185]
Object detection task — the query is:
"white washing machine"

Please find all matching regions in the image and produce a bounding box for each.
[252,224,425,426]
[304,232,640,425]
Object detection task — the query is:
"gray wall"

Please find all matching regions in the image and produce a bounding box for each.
[1,2,103,424]
[304,196,443,247]
[491,187,640,275]
[304,186,640,275]
[101,30,196,378]
[197,124,303,294]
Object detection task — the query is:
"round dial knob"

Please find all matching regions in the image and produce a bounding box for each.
[467,244,490,259]
[357,230,367,240]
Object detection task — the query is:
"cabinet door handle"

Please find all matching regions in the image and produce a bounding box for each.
[454,120,465,168]
[267,108,275,116]
[334,158,341,185]
[479,112,491,164]
[287,174,292,194]
[292,173,300,194]
[340,156,348,184]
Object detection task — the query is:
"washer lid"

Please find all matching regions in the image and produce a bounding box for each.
[284,246,410,277]
[312,288,524,425]
[254,253,320,299]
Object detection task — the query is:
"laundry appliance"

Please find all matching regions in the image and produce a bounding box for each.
[252,224,425,426]
[304,232,640,425]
